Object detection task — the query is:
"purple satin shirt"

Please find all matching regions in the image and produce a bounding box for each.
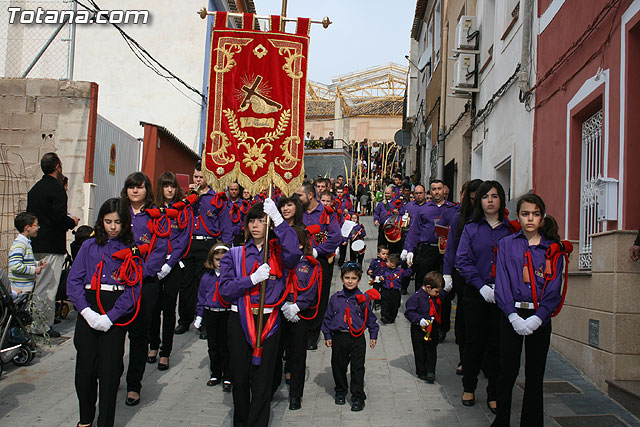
[302,203,342,256]
[373,199,404,225]
[193,188,221,238]
[367,257,386,278]
[217,198,244,245]
[455,218,511,291]
[218,221,302,306]
[321,288,379,340]
[404,200,456,252]
[67,238,141,322]
[286,256,320,311]
[404,200,425,223]
[197,269,228,316]
[404,287,443,325]
[130,207,169,277]
[442,211,469,275]
[344,223,366,244]
[381,266,412,289]
[495,231,564,324]
[166,202,191,269]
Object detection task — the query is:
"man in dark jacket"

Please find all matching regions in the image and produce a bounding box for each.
[27,153,79,337]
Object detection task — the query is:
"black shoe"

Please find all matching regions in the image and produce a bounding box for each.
[487,400,497,414]
[307,342,318,351]
[158,359,169,371]
[351,399,365,411]
[207,377,221,386]
[289,397,301,410]
[285,373,291,384]
[174,324,189,335]
[54,318,61,324]
[335,395,346,405]
[46,328,61,338]
[199,330,207,340]
[381,317,389,324]
[400,289,408,295]
[125,396,140,406]
[462,394,475,407]
[146,354,157,364]
[222,380,232,392]
[456,363,463,376]
[438,331,447,342]
[418,374,428,381]
[425,373,435,384]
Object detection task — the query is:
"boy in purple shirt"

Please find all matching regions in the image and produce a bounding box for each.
[322,264,379,412]
[367,244,388,311]
[379,253,412,324]
[405,272,444,384]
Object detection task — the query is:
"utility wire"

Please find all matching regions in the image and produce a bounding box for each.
[74,0,206,106]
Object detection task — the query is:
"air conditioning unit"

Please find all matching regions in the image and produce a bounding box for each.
[455,16,478,51]
[453,53,477,88]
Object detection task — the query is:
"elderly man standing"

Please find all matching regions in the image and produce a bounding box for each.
[27,152,79,337]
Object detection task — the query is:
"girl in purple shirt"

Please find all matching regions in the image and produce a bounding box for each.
[492,194,566,427]
[68,198,139,427]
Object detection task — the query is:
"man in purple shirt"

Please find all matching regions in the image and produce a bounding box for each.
[374,186,404,252]
[297,182,342,350]
[216,182,245,246]
[403,180,455,293]
[400,184,426,294]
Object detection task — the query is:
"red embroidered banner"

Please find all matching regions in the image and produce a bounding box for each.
[203,12,309,195]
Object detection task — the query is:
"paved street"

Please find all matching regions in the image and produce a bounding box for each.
[0,216,638,427]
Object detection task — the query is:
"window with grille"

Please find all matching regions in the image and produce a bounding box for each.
[578,110,603,270]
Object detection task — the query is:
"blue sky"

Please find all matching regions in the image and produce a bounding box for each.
[256,0,416,84]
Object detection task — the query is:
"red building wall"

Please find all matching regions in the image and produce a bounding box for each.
[140,123,200,190]
[532,0,639,238]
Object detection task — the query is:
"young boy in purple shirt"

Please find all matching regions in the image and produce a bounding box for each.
[322,263,379,412]
[379,253,412,324]
[405,271,444,384]
[367,244,388,311]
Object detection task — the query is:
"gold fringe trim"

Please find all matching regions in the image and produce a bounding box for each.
[202,160,305,197]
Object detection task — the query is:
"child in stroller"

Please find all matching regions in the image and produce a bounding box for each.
[56,225,93,320]
[0,269,37,374]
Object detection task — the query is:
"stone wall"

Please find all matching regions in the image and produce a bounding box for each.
[551,230,640,389]
[0,78,94,270]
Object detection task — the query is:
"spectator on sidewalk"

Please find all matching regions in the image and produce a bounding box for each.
[8,212,46,296]
[27,152,79,337]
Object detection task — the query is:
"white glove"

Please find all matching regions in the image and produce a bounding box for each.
[312,248,318,258]
[281,303,301,322]
[419,318,429,328]
[525,315,542,332]
[81,307,103,330]
[263,198,284,227]
[479,285,496,304]
[406,252,414,266]
[400,249,408,261]
[193,316,202,329]
[250,263,272,285]
[157,263,172,280]
[335,247,340,256]
[509,313,533,336]
[290,314,300,322]
[94,314,113,332]
[443,275,453,292]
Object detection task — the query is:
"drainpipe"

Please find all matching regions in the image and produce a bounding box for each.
[519,0,533,95]
[437,0,450,179]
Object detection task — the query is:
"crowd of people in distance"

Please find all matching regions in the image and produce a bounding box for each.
[6,152,574,427]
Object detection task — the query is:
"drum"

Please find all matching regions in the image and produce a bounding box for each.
[351,239,366,254]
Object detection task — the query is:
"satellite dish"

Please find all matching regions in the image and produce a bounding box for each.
[394,129,411,147]
[416,50,431,72]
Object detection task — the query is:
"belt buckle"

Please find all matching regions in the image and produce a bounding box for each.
[251,307,259,316]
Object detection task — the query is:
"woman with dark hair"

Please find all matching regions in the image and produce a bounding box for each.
[492,194,566,427]
[148,171,190,371]
[455,180,512,412]
[277,195,304,227]
[120,172,169,406]
[219,199,302,426]
[442,179,483,375]
[67,198,140,427]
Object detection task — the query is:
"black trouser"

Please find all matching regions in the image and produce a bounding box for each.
[307,256,333,345]
[331,332,366,401]
[149,265,182,357]
[228,311,280,427]
[453,269,467,363]
[338,243,348,266]
[204,309,230,380]
[410,323,440,377]
[400,261,412,292]
[126,278,159,394]
[462,283,500,400]
[380,287,401,322]
[492,310,551,427]
[349,248,364,266]
[273,317,308,399]
[74,290,126,427]
[178,238,215,328]
[413,244,443,293]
